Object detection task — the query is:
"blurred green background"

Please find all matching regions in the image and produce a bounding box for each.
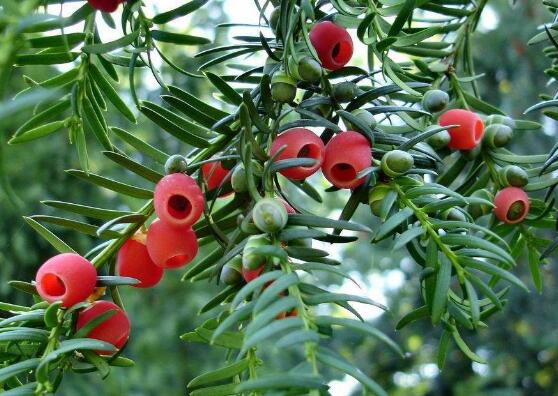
[1,1,557,395]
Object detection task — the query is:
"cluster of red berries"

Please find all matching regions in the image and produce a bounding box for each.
[35,253,130,355]
[424,94,530,225]
[271,127,372,189]
[87,0,126,13]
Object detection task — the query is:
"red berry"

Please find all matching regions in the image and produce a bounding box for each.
[117,238,163,288]
[493,187,529,224]
[35,253,97,308]
[146,220,198,269]
[322,131,372,189]
[438,109,484,150]
[270,128,325,180]
[154,173,204,228]
[76,301,130,355]
[242,266,264,283]
[201,161,231,194]
[87,0,124,12]
[309,21,353,71]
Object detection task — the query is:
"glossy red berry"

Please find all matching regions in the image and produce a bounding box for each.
[322,131,372,189]
[493,187,529,224]
[35,253,97,308]
[201,161,231,194]
[88,0,124,13]
[117,238,163,288]
[309,21,353,71]
[154,173,204,228]
[270,128,324,180]
[76,301,130,355]
[438,109,484,150]
[146,220,198,269]
[242,265,264,283]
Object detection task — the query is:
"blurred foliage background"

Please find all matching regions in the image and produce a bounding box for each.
[1,1,557,395]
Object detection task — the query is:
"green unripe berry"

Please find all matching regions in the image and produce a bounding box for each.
[422,90,449,113]
[368,183,392,217]
[381,150,414,177]
[296,56,322,82]
[252,198,288,233]
[242,234,270,270]
[220,256,243,285]
[427,128,451,150]
[333,81,358,103]
[164,154,188,174]
[231,162,263,193]
[468,189,494,219]
[485,114,516,129]
[350,109,377,130]
[499,165,528,188]
[441,208,467,222]
[483,124,514,148]
[271,71,297,103]
[461,143,482,161]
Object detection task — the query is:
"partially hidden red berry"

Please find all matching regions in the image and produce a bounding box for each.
[270,128,325,180]
[117,238,163,288]
[76,301,130,355]
[309,21,353,71]
[146,220,199,269]
[242,266,264,283]
[201,161,232,194]
[154,173,204,228]
[438,109,484,150]
[322,131,372,189]
[87,0,124,13]
[279,198,296,214]
[35,253,97,308]
[493,187,529,224]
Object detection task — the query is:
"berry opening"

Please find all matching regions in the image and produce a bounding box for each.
[167,195,192,220]
[166,254,189,268]
[331,40,352,65]
[331,163,357,183]
[474,119,484,143]
[507,200,526,221]
[41,273,66,297]
[297,143,321,167]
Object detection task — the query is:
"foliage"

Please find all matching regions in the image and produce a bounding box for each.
[0,0,556,395]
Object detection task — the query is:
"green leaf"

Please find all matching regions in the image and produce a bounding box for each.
[41,200,132,220]
[431,255,451,325]
[275,329,320,349]
[395,305,429,330]
[230,271,284,309]
[393,227,425,250]
[316,348,387,396]
[205,72,243,106]
[0,328,49,343]
[151,30,211,46]
[15,52,79,65]
[254,272,299,313]
[242,317,304,352]
[304,293,387,311]
[111,127,169,164]
[103,151,163,183]
[66,169,153,199]
[0,358,40,383]
[89,64,136,122]
[437,330,451,369]
[187,359,249,389]
[235,375,325,392]
[451,327,487,364]
[441,234,514,266]
[287,214,372,232]
[8,120,65,144]
[153,0,210,24]
[528,246,543,293]
[23,217,75,253]
[190,384,237,396]
[82,30,140,53]
[458,257,528,292]
[374,207,414,241]
[388,0,415,37]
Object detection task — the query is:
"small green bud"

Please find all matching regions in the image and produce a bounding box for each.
[252,198,288,233]
[231,162,263,193]
[242,234,270,269]
[220,256,243,285]
[164,154,188,174]
[422,90,449,113]
[468,189,494,219]
[499,165,528,188]
[427,128,451,150]
[483,123,514,148]
[271,71,297,103]
[350,109,377,130]
[368,183,392,217]
[333,81,358,103]
[485,114,516,129]
[381,150,414,178]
